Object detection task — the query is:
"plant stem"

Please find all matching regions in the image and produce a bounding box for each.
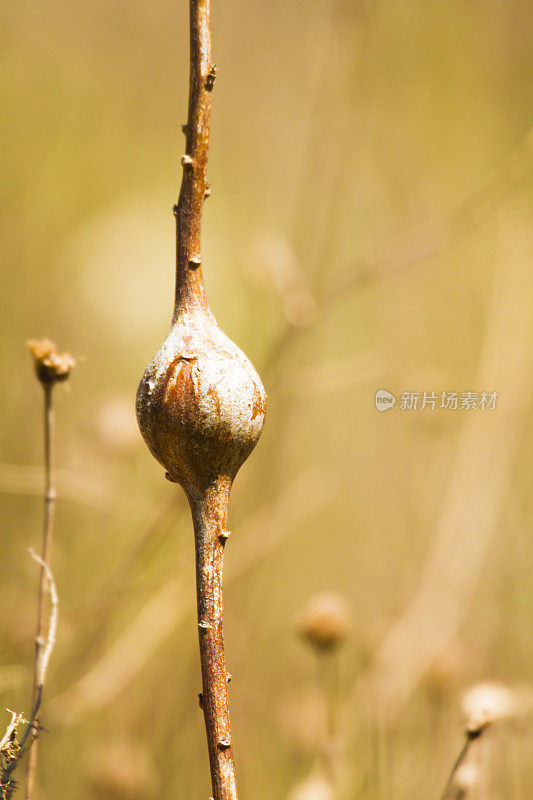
[438,732,478,800]
[26,382,55,800]
[174,0,214,316]
[177,4,239,793]
[188,479,238,800]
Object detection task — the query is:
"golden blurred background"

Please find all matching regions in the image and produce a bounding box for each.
[1,0,533,798]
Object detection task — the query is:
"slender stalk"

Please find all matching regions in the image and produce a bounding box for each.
[176,7,239,794]
[136,1,265,796]
[438,732,479,800]
[173,0,214,314]
[188,479,237,800]
[316,651,342,786]
[25,383,56,800]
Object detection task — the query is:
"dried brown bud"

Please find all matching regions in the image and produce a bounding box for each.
[27,339,76,385]
[461,681,533,737]
[296,593,350,652]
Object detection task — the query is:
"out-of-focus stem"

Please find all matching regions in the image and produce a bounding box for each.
[316,652,341,786]
[438,732,479,800]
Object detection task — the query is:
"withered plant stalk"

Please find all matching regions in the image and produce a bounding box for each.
[438,729,483,800]
[135,2,266,799]
[25,382,55,800]
[23,338,74,799]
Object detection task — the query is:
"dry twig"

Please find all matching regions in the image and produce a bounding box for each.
[134,2,268,796]
[24,340,73,799]
[0,554,58,799]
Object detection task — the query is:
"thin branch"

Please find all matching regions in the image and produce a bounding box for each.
[25,381,55,800]
[189,480,237,800]
[1,555,58,793]
[172,0,214,313]
[24,340,73,799]
[438,731,480,800]
[28,551,58,691]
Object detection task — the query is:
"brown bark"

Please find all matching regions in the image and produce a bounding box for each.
[189,479,237,800]
[174,0,214,314]
[136,3,266,797]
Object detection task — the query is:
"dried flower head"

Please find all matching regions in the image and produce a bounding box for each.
[287,773,334,800]
[461,681,533,736]
[27,339,76,385]
[296,593,350,652]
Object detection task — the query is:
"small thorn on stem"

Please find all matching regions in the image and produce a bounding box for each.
[219,530,231,543]
[181,123,188,135]
[204,183,211,199]
[205,64,217,91]
[165,472,178,482]
[188,256,202,270]
[217,737,231,750]
[198,621,211,630]
[226,672,232,683]
[172,204,179,216]
[181,154,194,168]
[198,693,203,707]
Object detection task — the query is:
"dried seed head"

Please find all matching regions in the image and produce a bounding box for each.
[27,339,76,385]
[296,593,350,652]
[461,681,533,736]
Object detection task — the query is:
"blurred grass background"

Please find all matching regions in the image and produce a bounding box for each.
[1,0,533,798]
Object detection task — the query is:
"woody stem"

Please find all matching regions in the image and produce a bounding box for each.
[188,479,238,800]
[174,0,214,314]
